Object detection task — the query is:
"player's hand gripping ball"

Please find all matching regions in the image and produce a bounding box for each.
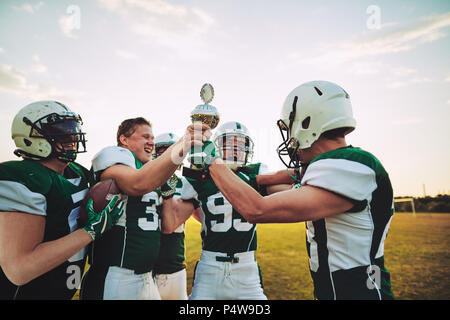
[79,179,125,240]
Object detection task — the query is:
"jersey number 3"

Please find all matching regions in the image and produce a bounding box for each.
[138,193,160,231]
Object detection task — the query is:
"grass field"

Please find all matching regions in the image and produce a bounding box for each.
[184,212,450,300]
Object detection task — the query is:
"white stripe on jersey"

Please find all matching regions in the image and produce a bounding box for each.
[306,221,319,272]
[375,215,393,259]
[71,188,88,204]
[67,177,82,186]
[0,180,47,216]
[302,158,377,201]
[324,208,373,272]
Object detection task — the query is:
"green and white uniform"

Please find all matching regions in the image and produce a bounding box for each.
[302,146,394,300]
[154,177,188,300]
[181,163,268,300]
[0,159,90,300]
[80,146,161,300]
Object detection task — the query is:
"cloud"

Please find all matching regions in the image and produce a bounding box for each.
[59,15,78,39]
[0,63,83,104]
[347,61,384,75]
[0,48,4,54]
[96,0,215,40]
[346,12,450,57]
[28,55,48,73]
[392,117,422,126]
[346,12,450,59]
[288,12,450,68]
[12,2,44,14]
[0,64,28,94]
[115,49,138,60]
[387,76,431,89]
[391,66,417,77]
[29,64,48,73]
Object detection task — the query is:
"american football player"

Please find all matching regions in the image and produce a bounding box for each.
[80,118,209,300]
[165,121,274,300]
[152,132,190,300]
[0,101,123,300]
[208,81,395,300]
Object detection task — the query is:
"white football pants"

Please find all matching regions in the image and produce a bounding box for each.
[103,266,161,300]
[154,268,188,300]
[189,250,267,300]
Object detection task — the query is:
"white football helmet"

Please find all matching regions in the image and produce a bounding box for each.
[277,81,356,168]
[213,121,254,170]
[153,132,179,158]
[11,100,86,163]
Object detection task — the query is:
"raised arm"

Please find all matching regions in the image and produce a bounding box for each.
[256,169,296,186]
[209,159,354,223]
[101,124,210,196]
[160,197,196,234]
[256,169,295,195]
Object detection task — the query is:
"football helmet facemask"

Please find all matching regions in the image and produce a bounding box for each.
[277,80,356,169]
[213,121,254,170]
[12,100,87,163]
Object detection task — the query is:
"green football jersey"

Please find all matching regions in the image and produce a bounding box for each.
[0,159,90,300]
[302,146,394,300]
[88,146,161,274]
[180,163,268,254]
[154,177,186,275]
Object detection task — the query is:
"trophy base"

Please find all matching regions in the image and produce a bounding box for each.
[182,166,209,181]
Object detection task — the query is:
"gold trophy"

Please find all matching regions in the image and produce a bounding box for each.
[183,83,220,179]
[190,83,220,129]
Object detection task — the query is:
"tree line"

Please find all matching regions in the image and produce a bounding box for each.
[394,195,450,213]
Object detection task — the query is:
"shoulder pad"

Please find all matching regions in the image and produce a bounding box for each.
[92,146,135,173]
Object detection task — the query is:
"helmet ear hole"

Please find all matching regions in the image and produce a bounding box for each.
[314,86,323,96]
[302,116,311,129]
[24,138,32,147]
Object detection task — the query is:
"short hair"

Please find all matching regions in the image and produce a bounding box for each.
[116,117,151,146]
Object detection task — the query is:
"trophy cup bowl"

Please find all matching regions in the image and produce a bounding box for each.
[190,104,220,130]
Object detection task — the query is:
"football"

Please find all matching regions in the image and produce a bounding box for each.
[78,179,122,226]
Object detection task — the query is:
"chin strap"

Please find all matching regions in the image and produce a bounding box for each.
[14,149,45,161]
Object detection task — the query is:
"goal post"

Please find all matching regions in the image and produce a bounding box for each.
[394,198,416,216]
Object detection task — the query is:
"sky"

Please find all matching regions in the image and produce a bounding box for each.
[0,0,449,197]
